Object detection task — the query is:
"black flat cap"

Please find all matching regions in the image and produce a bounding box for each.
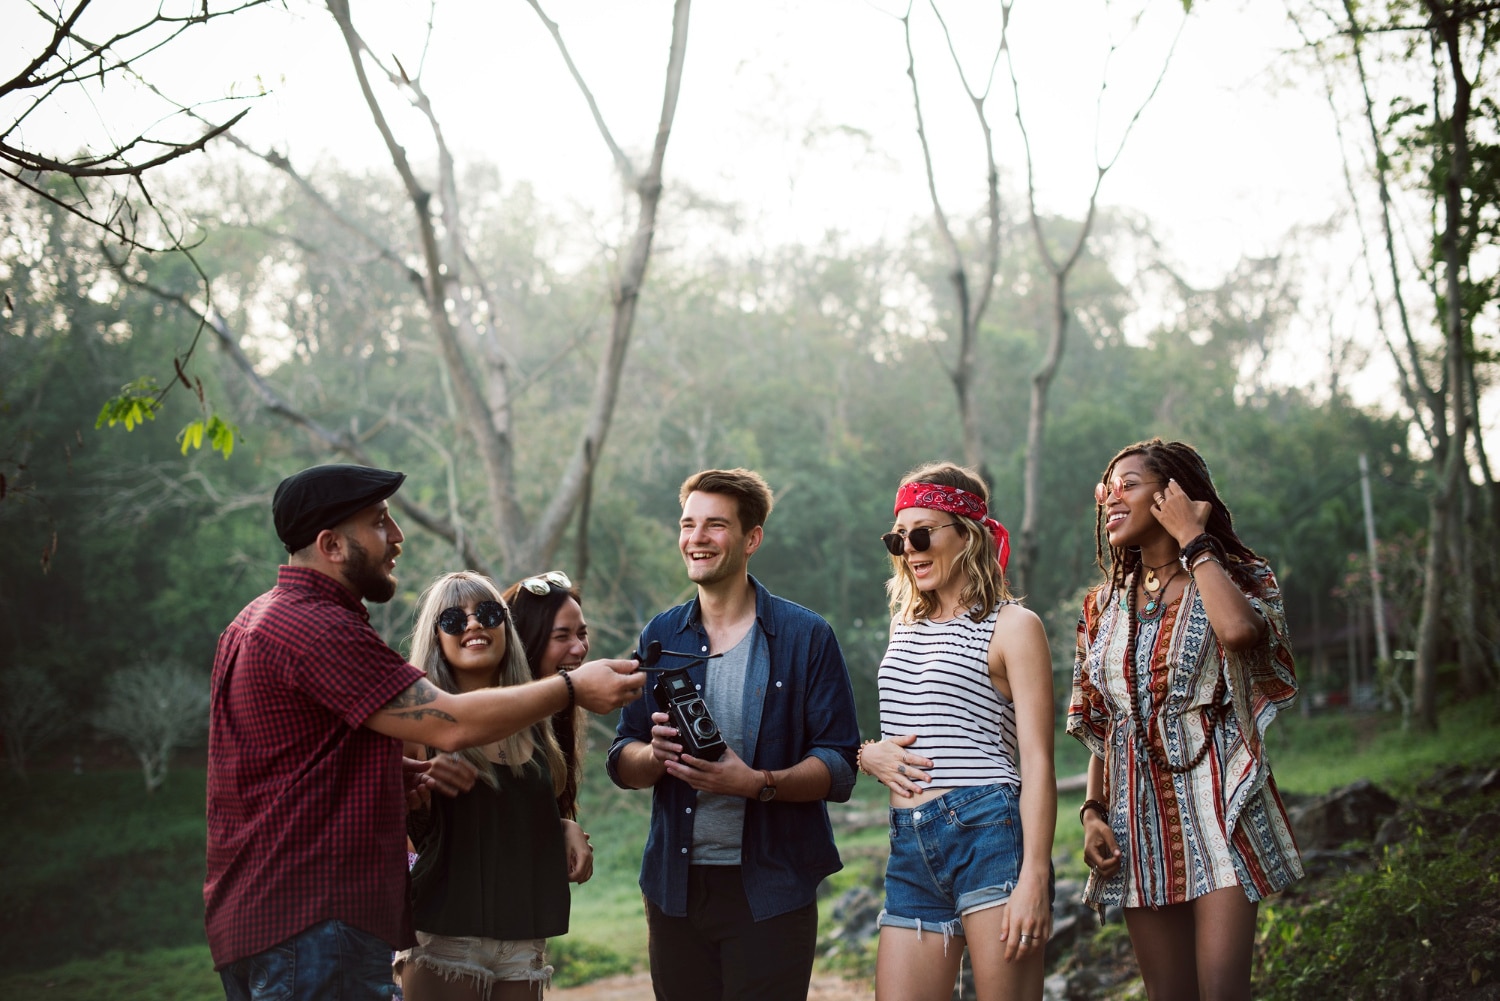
[273,463,406,553]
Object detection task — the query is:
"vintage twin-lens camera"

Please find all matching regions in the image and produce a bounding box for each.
[654,668,727,761]
[638,640,727,761]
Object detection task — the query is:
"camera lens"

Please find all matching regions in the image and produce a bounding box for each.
[685,701,708,719]
[692,717,718,740]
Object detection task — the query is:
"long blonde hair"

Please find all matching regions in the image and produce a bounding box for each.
[407,571,565,793]
[885,461,1012,624]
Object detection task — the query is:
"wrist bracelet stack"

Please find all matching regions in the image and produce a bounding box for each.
[557,669,576,712]
[1178,533,1224,574]
[1079,798,1108,825]
[856,739,879,776]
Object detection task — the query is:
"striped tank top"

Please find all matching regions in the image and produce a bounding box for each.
[878,602,1020,789]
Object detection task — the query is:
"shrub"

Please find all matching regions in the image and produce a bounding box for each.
[90,662,210,793]
[1254,811,1500,999]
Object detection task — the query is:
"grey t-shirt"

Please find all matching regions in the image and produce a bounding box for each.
[689,624,758,865]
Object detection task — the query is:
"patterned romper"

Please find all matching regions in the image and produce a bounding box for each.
[1067,561,1303,909]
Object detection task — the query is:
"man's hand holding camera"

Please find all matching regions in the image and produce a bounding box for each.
[651,711,763,797]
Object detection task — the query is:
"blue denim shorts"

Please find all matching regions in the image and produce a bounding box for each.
[879,783,1040,935]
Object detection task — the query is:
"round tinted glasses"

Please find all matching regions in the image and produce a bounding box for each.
[436,599,507,635]
[520,570,572,595]
[881,522,960,556]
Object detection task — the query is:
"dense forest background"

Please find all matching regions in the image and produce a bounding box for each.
[3,0,1496,768]
[0,164,1431,744]
[5,3,1500,998]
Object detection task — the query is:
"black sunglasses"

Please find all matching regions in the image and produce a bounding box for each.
[436,600,507,636]
[881,522,960,556]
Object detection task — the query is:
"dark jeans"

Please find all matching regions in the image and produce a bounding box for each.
[219,919,399,1001]
[645,865,819,1001]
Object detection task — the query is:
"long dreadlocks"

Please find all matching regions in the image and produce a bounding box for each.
[1092,437,1269,601]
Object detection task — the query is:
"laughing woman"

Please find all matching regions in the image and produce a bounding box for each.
[502,570,590,829]
[858,461,1056,1001]
[397,571,590,1001]
[1069,438,1302,1001]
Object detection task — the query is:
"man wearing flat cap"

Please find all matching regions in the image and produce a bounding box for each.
[206,463,645,1000]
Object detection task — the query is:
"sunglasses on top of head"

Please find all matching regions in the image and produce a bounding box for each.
[519,570,572,596]
[880,522,961,557]
[436,600,507,636]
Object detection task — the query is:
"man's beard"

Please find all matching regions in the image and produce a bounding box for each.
[344,536,398,603]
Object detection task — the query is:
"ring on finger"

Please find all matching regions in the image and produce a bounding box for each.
[897,763,907,775]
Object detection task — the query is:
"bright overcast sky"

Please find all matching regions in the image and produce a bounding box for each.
[8,0,1424,411]
[225,0,1335,280]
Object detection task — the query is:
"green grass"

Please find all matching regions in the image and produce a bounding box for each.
[3,692,1496,1000]
[0,947,222,1001]
[0,769,208,974]
[1264,691,1500,795]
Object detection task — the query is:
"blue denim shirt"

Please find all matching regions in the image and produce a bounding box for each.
[606,576,860,920]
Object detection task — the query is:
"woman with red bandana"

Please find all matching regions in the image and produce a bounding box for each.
[859,461,1056,1001]
[1069,438,1301,1001]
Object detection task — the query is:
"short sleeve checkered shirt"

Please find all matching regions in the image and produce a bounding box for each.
[204,565,424,968]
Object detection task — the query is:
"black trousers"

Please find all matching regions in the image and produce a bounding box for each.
[645,865,819,1001]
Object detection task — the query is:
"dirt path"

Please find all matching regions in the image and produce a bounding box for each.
[548,971,873,1000]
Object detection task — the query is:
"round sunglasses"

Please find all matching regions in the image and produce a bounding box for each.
[880,522,960,556]
[519,570,572,595]
[436,599,508,636]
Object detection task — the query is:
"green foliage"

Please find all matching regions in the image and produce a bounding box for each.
[176,414,238,458]
[0,946,221,1001]
[1254,805,1500,1000]
[548,937,636,988]
[94,378,161,432]
[0,770,208,974]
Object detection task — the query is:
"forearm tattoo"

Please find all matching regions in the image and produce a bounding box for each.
[382,679,457,722]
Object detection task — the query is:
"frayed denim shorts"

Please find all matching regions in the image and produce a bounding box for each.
[879,782,1046,936]
[394,931,551,996]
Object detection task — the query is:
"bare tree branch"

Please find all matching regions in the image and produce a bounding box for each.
[522,0,639,187]
[110,255,494,573]
[901,0,1009,473]
[1008,2,1185,591]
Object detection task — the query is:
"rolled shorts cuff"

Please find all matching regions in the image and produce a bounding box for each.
[876,908,965,955]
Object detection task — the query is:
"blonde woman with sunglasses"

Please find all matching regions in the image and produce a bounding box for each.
[860,461,1056,1001]
[396,571,595,1001]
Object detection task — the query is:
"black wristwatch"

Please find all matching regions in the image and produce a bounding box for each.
[757,769,778,802]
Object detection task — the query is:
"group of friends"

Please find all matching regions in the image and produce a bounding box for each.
[205,438,1303,1001]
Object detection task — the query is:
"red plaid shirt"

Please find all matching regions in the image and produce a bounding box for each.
[205,566,424,968]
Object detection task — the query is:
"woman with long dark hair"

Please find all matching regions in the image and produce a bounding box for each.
[1068,438,1302,1001]
[859,461,1056,1001]
[501,570,589,827]
[396,571,590,1001]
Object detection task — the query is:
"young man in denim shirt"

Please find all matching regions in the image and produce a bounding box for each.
[608,468,861,1000]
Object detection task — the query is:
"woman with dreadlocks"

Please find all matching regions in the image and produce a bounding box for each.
[1068,438,1302,1001]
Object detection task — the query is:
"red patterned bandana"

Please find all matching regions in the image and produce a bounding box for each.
[893,481,1011,570]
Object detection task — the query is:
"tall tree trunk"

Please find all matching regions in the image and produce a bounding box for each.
[1413,2,1472,731]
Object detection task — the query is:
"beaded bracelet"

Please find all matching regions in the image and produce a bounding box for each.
[1178,533,1221,572]
[1079,798,1108,825]
[856,739,879,777]
[557,669,576,712]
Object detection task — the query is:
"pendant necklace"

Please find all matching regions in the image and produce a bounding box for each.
[1141,555,1179,594]
[1137,563,1180,622]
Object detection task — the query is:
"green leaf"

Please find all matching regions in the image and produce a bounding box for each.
[207,415,238,459]
[176,421,205,456]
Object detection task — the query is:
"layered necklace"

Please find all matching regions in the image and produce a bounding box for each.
[1136,555,1181,622]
